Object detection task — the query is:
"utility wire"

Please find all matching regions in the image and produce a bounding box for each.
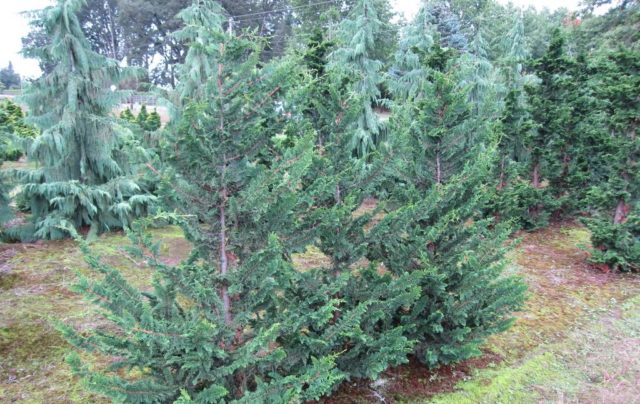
[230,0,341,21]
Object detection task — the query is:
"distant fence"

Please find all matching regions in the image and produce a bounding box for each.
[0,89,21,96]
[0,90,159,106]
[124,93,158,106]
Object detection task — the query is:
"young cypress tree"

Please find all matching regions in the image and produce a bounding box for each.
[60,1,348,400]
[491,12,541,228]
[276,21,423,382]
[119,107,136,123]
[0,100,39,140]
[461,29,496,117]
[583,49,640,272]
[19,0,155,239]
[525,28,574,224]
[145,109,162,131]
[394,40,475,186]
[498,10,530,176]
[369,7,526,367]
[329,0,389,160]
[137,104,149,127]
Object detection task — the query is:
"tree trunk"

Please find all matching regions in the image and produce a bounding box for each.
[498,157,506,190]
[532,161,541,188]
[217,53,231,325]
[436,148,442,185]
[219,185,232,325]
[614,199,629,225]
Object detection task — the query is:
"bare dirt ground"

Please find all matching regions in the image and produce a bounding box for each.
[0,222,638,402]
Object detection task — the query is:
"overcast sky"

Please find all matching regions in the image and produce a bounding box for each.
[1,0,582,79]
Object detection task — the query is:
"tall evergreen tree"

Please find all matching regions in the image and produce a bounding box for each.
[424,0,469,51]
[583,49,640,272]
[137,104,149,127]
[525,28,574,224]
[60,1,371,400]
[19,0,155,239]
[492,11,539,228]
[393,40,476,186]
[0,62,21,89]
[462,29,495,115]
[373,7,527,367]
[266,18,426,383]
[330,0,389,159]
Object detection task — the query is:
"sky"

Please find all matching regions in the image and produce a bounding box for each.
[1,0,583,79]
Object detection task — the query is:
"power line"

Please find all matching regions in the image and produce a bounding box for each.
[230,0,341,22]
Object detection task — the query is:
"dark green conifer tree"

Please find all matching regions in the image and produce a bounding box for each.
[393,40,475,186]
[285,26,423,380]
[257,17,424,383]
[137,104,149,127]
[492,12,540,228]
[370,6,526,367]
[583,49,640,272]
[60,1,347,400]
[525,28,574,225]
[19,0,155,239]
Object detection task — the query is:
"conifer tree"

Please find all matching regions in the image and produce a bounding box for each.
[583,49,640,272]
[330,0,389,159]
[394,40,476,186]
[297,28,346,147]
[424,0,468,50]
[372,7,526,367]
[137,104,149,127]
[19,0,155,239]
[491,12,540,227]
[145,109,162,131]
[278,20,424,382]
[525,28,574,224]
[61,1,348,400]
[0,131,15,226]
[498,10,530,173]
[0,100,39,139]
[119,107,136,123]
[462,29,495,116]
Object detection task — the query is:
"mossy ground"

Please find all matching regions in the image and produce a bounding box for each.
[0,227,190,403]
[1,221,639,402]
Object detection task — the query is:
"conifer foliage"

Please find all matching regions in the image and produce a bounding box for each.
[372,6,527,365]
[62,1,346,401]
[583,49,640,272]
[524,29,574,225]
[330,0,389,159]
[19,0,155,240]
[44,0,524,403]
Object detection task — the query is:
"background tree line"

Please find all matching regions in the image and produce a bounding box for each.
[22,0,610,87]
